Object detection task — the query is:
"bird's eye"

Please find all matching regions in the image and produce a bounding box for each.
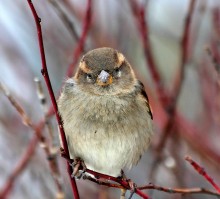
[114,68,121,77]
[86,74,93,82]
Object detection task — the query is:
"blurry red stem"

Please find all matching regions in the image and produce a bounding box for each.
[27,1,79,198]
[66,0,92,77]
[130,0,169,105]
[185,156,220,193]
[156,0,196,151]
[86,169,150,199]
[0,135,38,199]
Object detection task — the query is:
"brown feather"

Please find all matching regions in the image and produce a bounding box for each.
[136,80,153,120]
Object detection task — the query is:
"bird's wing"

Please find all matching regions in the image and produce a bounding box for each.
[136,80,153,120]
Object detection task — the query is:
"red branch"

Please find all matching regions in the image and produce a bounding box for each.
[84,175,220,197]
[85,169,150,199]
[130,1,196,161]
[130,0,169,105]
[185,156,220,193]
[131,0,196,111]
[212,7,220,39]
[206,46,220,74]
[138,183,220,197]
[0,135,38,199]
[176,113,220,166]
[26,1,79,198]
[66,0,92,77]
[172,0,196,105]
[155,0,197,151]
[131,1,197,179]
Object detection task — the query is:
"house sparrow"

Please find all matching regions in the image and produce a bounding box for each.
[57,47,153,177]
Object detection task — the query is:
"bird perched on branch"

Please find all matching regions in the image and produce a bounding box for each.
[57,47,153,178]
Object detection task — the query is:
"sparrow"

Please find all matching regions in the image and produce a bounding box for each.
[57,47,153,177]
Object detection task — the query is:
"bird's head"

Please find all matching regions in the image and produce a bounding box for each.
[74,47,136,96]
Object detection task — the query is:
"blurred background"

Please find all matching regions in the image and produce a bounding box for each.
[0,0,220,199]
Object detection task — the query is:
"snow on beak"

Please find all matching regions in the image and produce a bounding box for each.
[97,70,113,86]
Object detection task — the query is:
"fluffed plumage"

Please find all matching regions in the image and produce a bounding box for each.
[57,47,153,177]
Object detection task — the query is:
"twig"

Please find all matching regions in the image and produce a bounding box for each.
[0,81,64,198]
[149,0,196,179]
[0,135,38,199]
[0,82,44,141]
[176,113,220,167]
[34,78,55,145]
[171,0,196,107]
[83,175,124,189]
[130,0,196,173]
[26,1,79,198]
[83,168,220,198]
[34,78,64,197]
[0,114,47,199]
[205,47,220,74]
[130,0,169,105]
[212,8,220,40]
[66,0,92,77]
[79,168,150,199]
[158,0,197,146]
[138,183,220,197]
[133,0,195,181]
[48,0,79,41]
[0,82,33,128]
[185,156,220,193]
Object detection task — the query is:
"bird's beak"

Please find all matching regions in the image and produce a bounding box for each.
[97,70,113,86]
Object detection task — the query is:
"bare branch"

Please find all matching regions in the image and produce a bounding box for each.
[66,0,92,77]
[26,0,79,198]
[185,156,220,193]
[138,183,220,197]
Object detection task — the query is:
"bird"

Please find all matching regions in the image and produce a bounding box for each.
[57,47,153,178]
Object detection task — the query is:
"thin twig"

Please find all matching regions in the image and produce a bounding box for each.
[26,1,79,198]
[83,175,124,189]
[78,168,150,199]
[0,81,64,198]
[83,168,220,198]
[34,78,64,197]
[34,78,55,145]
[157,0,197,148]
[185,156,220,193]
[0,135,38,199]
[172,0,197,105]
[205,47,220,74]
[130,0,169,105]
[138,183,220,197]
[131,0,196,181]
[212,8,220,40]
[149,0,196,179]
[176,113,220,167]
[48,0,79,41]
[66,0,92,77]
[0,82,33,128]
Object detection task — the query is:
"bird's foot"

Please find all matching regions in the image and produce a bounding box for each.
[119,170,137,199]
[60,148,86,179]
[70,157,87,179]
[127,179,137,199]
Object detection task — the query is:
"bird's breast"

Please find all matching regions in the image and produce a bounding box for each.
[58,87,153,176]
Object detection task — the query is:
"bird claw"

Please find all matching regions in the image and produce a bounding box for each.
[119,170,137,199]
[70,157,87,179]
[60,148,87,179]
[127,179,137,199]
